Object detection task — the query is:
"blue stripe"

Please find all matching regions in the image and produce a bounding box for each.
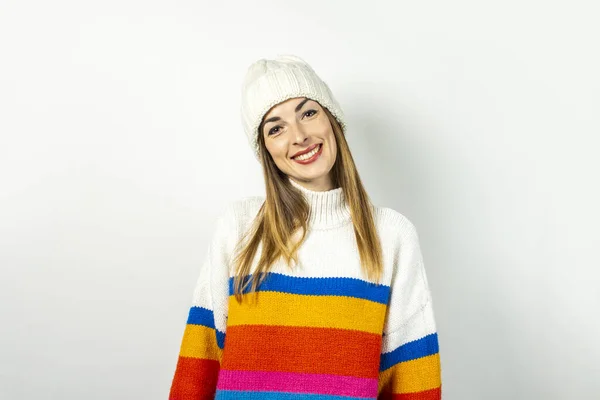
[379,332,439,371]
[186,306,226,349]
[216,330,225,349]
[215,390,374,400]
[187,306,215,327]
[228,272,390,304]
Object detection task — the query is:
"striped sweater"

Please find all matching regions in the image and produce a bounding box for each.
[169,178,442,399]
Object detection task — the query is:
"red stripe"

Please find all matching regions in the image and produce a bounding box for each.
[379,387,442,400]
[222,325,382,378]
[168,356,220,400]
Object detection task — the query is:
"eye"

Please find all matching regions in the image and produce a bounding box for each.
[268,126,282,136]
[303,109,317,118]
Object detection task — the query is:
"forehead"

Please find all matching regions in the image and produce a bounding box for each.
[263,97,317,119]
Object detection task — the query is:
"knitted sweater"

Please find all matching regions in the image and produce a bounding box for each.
[169,178,442,400]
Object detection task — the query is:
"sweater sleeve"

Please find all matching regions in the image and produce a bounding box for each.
[378,217,442,400]
[168,202,237,400]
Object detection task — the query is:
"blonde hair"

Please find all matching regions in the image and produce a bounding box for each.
[231,106,384,303]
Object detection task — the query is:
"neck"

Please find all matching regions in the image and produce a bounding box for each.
[289,175,333,191]
[288,176,351,230]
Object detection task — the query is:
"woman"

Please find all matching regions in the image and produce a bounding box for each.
[168,54,442,400]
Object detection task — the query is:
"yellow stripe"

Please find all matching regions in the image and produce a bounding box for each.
[378,353,441,394]
[179,324,222,361]
[228,291,386,334]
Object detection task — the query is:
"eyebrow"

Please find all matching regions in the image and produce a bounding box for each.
[262,98,311,125]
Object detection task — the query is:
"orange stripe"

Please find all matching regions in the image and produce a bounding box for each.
[221,325,382,378]
[379,387,442,400]
[168,356,220,400]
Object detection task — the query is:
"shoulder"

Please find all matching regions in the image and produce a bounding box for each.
[372,205,421,244]
[206,195,264,256]
[373,207,426,282]
[228,195,264,221]
[217,195,265,233]
[231,195,265,214]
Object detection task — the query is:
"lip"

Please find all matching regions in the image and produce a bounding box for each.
[291,143,323,164]
[291,143,321,159]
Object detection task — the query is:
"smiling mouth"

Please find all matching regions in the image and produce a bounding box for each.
[291,144,322,160]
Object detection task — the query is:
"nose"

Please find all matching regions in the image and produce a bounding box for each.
[291,123,309,145]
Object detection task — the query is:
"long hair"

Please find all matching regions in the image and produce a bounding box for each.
[231,105,384,303]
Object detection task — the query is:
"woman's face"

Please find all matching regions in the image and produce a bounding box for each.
[261,97,337,191]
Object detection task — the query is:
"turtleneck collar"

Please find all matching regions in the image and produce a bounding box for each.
[288,177,352,230]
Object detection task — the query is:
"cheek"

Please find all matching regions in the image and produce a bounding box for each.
[314,116,334,136]
[318,124,335,144]
[320,124,336,152]
[266,139,288,159]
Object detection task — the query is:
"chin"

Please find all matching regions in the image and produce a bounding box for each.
[295,167,332,181]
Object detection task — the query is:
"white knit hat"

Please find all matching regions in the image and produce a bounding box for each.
[240,54,346,163]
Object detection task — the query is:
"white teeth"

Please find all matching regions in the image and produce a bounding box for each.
[293,144,321,161]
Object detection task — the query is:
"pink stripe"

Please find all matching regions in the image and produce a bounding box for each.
[216,369,378,397]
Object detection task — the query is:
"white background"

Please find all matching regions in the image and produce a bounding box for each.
[1,1,599,399]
